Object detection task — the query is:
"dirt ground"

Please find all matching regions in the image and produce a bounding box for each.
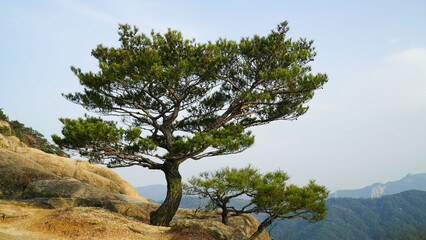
[0,200,173,240]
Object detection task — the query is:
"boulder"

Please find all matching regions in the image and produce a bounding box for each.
[171,225,216,240]
[171,209,271,240]
[103,200,152,222]
[172,219,246,240]
[20,177,156,222]
[0,164,59,198]
[0,149,46,170]
[0,133,148,201]
[0,132,153,223]
[0,135,26,153]
[22,177,120,200]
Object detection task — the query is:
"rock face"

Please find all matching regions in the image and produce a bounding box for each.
[23,177,121,200]
[0,132,145,200]
[0,131,156,224]
[370,184,386,198]
[171,210,270,240]
[0,164,59,198]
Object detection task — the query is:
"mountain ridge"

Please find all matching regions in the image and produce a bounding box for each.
[329,173,426,198]
[270,190,426,240]
[137,172,426,202]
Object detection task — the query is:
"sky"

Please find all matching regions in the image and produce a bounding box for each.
[1,0,425,191]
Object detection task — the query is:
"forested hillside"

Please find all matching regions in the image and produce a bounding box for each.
[0,109,68,156]
[329,173,426,198]
[138,185,425,239]
[270,190,426,240]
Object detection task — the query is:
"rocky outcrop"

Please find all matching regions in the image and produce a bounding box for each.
[23,177,122,200]
[0,131,155,222]
[0,131,158,225]
[0,164,59,198]
[0,132,145,200]
[18,177,156,223]
[0,120,11,135]
[370,184,386,198]
[171,209,270,240]
[173,214,271,240]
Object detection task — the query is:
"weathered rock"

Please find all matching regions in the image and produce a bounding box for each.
[103,200,152,223]
[0,135,26,153]
[171,209,270,240]
[228,213,269,240]
[20,177,157,222]
[0,149,46,170]
[22,177,120,200]
[172,219,245,239]
[0,164,59,199]
[0,132,154,224]
[0,133,147,201]
[171,225,216,240]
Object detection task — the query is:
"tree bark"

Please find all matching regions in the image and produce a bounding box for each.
[249,215,274,240]
[150,161,182,226]
[221,207,229,225]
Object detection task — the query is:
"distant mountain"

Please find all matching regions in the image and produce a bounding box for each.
[137,173,426,201]
[330,173,426,198]
[137,183,426,239]
[270,190,426,240]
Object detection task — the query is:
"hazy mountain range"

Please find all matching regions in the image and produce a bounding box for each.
[270,190,426,240]
[136,173,426,202]
[136,173,426,239]
[329,173,426,198]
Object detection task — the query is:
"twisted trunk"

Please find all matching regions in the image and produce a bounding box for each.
[249,215,274,240]
[221,207,229,225]
[150,161,182,226]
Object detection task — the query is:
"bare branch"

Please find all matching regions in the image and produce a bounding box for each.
[191,148,247,160]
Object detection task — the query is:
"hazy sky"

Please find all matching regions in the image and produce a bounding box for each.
[1,0,425,191]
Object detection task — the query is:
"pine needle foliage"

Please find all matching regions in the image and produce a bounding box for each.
[52,21,327,226]
[184,165,329,239]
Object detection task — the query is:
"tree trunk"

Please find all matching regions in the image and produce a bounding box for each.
[249,215,274,240]
[221,207,229,225]
[150,161,182,226]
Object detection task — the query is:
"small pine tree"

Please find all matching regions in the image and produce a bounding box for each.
[184,166,329,239]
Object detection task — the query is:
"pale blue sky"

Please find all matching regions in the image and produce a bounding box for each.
[1,0,425,191]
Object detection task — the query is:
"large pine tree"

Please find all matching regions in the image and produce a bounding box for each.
[53,22,328,226]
